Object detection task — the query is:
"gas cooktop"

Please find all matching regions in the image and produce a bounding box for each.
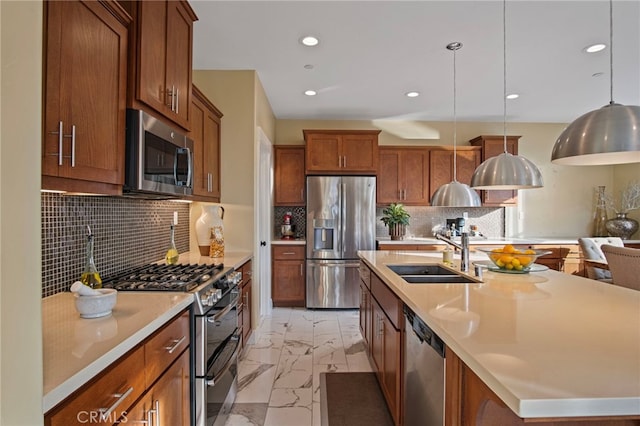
[103,263,225,292]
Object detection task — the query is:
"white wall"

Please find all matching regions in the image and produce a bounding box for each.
[1,1,44,424]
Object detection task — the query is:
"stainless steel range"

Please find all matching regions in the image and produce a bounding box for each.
[103,263,242,426]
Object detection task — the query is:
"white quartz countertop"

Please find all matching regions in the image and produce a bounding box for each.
[42,291,193,412]
[377,236,640,245]
[271,239,306,245]
[175,250,253,269]
[358,250,640,419]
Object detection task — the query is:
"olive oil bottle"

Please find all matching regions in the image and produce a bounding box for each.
[166,224,179,264]
[80,225,102,289]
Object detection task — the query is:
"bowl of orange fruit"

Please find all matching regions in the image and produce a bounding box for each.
[476,244,551,273]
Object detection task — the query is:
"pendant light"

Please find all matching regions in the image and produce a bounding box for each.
[471,0,543,190]
[430,42,481,207]
[551,0,640,165]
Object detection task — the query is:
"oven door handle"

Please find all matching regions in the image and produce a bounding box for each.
[206,334,241,387]
[206,292,239,323]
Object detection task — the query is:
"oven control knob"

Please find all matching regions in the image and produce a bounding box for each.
[200,295,210,306]
[215,289,222,300]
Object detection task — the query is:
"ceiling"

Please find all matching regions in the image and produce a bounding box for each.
[191,1,640,123]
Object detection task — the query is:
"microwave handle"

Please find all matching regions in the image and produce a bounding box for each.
[173,147,193,187]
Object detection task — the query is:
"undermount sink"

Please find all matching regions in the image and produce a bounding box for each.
[387,264,479,284]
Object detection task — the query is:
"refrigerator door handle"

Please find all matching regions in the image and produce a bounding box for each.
[341,182,347,254]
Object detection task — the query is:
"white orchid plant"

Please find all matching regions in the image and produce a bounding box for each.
[605,180,640,214]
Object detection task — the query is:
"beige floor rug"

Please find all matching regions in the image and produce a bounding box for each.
[320,372,394,426]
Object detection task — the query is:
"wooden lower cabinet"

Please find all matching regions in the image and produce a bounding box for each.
[238,259,253,348]
[366,268,403,426]
[45,310,190,426]
[121,349,190,426]
[446,350,639,426]
[272,245,306,307]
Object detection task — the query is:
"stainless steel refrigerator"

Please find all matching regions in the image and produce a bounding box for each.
[306,176,376,308]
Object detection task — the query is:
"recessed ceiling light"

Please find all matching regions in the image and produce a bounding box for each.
[301,36,319,47]
[592,72,605,78]
[405,91,420,98]
[506,93,519,100]
[304,90,317,96]
[304,64,314,70]
[584,43,606,53]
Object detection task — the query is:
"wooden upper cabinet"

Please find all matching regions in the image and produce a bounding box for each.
[469,135,520,206]
[42,0,130,195]
[304,130,380,174]
[274,146,306,206]
[429,147,481,201]
[378,147,430,205]
[123,0,197,131]
[191,85,222,202]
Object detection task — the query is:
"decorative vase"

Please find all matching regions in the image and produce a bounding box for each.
[593,185,608,237]
[195,205,225,256]
[389,224,406,241]
[605,213,639,240]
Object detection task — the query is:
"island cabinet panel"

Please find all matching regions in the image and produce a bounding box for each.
[274,146,306,205]
[377,147,430,205]
[190,85,222,202]
[445,350,639,426]
[304,129,380,174]
[122,0,197,131]
[429,147,482,201]
[469,135,520,206]
[272,245,305,307]
[368,270,403,426]
[45,309,191,426]
[42,0,130,195]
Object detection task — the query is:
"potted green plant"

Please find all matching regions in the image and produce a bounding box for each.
[381,203,410,240]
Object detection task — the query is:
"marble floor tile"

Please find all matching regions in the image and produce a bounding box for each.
[225,403,268,426]
[273,355,313,389]
[225,307,369,426]
[263,406,312,426]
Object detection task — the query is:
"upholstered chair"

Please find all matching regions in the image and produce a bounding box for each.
[578,237,624,282]
[601,244,640,291]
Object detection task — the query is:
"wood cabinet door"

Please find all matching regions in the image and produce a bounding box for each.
[272,260,305,306]
[340,134,379,173]
[43,0,127,187]
[377,149,401,204]
[359,280,372,348]
[382,314,401,426]
[401,149,430,204]
[429,149,480,201]
[137,1,169,114]
[165,0,193,129]
[190,94,206,196]
[305,134,341,172]
[470,136,519,205]
[123,349,190,426]
[191,86,222,201]
[242,280,252,344]
[371,300,384,375]
[274,146,306,205]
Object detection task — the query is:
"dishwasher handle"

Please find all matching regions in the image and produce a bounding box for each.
[404,305,445,358]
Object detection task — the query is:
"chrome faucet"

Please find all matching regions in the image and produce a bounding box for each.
[435,231,470,272]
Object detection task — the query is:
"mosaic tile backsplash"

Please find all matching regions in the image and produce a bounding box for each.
[42,193,190,297]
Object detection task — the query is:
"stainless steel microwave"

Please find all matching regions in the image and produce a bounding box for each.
[124,109,193,198]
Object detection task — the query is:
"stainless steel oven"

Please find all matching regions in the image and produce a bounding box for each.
[193,271,242,426]
[103,264,242,426]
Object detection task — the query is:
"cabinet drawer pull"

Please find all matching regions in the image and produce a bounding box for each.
[98,386,134,420]
[282,251,296,255]
[343,156,347,168]
[164,335,187,354]
[154,400,161,426]
[175,87,179,114]
[70,125,76,167]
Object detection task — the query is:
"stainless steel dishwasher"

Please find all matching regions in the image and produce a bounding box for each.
[404,305,445,426]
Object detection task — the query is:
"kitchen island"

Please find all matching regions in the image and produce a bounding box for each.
[358,250,640,423]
